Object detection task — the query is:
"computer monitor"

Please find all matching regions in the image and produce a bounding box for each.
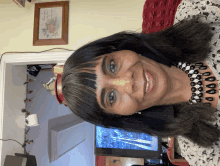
[95,125,162,159]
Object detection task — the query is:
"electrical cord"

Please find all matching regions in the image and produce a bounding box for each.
[0,47,75,155]
[0,139,27,155]
[0,139,23,147]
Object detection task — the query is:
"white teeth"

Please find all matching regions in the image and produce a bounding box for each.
[145,73,149,92]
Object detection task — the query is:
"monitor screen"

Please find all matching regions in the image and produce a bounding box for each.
[95,125,162,159]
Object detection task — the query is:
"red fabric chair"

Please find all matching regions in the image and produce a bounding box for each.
[142,0,183,33]
[142,0,189,166]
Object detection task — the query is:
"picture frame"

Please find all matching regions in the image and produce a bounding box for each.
[33,1,69,46]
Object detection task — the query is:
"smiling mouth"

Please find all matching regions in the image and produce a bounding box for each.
[143,70,154,94]
[143,70,147,94]
[145,73,149,92]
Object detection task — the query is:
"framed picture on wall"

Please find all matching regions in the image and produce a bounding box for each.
[33,1,69,46]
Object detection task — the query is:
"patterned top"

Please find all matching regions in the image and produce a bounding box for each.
[174,0,220,165]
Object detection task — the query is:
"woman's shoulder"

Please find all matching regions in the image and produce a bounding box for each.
[174,0,220,25]
[177,135,220,165]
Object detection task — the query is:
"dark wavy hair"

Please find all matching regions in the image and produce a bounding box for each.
[62,14,220,148]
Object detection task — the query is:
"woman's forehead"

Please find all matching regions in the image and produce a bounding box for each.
[76,56,103,71]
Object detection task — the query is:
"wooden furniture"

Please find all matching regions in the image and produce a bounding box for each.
[167,137,189,166]
[96,156,144,166]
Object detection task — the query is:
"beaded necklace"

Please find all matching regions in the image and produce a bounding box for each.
[134,61,217,115]
[174,62,217,106]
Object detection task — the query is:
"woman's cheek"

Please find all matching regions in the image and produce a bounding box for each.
[118,95,139,115]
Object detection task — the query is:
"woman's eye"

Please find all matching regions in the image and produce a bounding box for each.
[109,59,117,74]
[108,90,116,106]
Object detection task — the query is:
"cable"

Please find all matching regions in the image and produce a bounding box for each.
[0,139,27,155]
[0,47,75,155]
[0,139,23,147]
[0,47,75,65]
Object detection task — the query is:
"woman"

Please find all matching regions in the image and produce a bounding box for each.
[62,0,220,165]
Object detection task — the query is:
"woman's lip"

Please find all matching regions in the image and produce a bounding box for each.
[144,70,154,93]
[143,69,147,95]
[146,71,154,92]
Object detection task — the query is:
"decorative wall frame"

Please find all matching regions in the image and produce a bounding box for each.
[33,1,69,46]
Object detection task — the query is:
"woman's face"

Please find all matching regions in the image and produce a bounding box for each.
[95,50,170,115]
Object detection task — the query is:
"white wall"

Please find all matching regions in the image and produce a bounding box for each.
[0,0,145,55]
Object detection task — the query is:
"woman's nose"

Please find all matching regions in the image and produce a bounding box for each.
[110,70,134,93]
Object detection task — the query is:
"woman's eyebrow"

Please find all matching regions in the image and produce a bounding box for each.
[101,55,107,75]
[100,55,108,108]
[100,87,106,109]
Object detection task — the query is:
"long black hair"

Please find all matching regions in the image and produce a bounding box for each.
[62,14,220,148]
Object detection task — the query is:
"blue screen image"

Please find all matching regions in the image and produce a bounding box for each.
[96,126,158,151]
